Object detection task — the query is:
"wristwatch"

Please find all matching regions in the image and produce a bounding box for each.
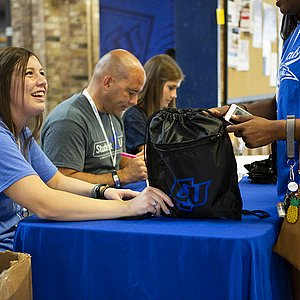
[112,170,122,188]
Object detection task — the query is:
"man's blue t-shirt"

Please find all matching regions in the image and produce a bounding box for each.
[0,123,57,251]
[277,23,300,200]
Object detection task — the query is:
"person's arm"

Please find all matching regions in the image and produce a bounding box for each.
[229,114,300,147]
[58,167,116,186]
[296,120,300,142]
[1,129,171,220]
[58,156,147,186]
[227,115,285,148]
[47,170,141,200]
[241,95,276,119]
[208,96,278,148]
[209,95,276,120]
[4,174,173,221]
[31,136,140,197]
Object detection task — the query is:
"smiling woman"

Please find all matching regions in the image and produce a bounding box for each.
[0,46,173,252]
[0,48,45,150]
[10,55,47,134]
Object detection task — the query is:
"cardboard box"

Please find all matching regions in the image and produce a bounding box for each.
[0,251,32,300]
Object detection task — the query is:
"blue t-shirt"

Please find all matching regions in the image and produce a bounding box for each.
[0,123,57,251]
[277,23,300,200]
[123,105,148,154]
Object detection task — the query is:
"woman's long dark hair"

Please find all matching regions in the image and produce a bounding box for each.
[0,47,43,152]
[281,15,299,42]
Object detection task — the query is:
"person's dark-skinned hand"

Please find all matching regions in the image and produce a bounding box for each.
[226,114,285,148]
[208,105,230,118]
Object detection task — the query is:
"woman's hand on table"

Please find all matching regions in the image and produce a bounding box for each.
[104,187,139,200]
[126,186,174,217]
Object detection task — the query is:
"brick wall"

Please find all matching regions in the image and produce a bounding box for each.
[11,0,99,114]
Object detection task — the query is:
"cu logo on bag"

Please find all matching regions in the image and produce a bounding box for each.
[170,178,211,212]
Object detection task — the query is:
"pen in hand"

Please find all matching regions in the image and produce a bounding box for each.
[121,152,137,159]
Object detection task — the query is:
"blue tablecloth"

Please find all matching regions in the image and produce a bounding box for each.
[14,179,292,300]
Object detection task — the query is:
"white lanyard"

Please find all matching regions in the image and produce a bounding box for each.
[83,89,117,169]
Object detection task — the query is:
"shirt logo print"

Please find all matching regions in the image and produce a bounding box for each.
[279,45,300,82]
[93,135,123,158]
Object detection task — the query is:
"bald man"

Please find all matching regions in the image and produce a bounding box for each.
[41,49,147,187]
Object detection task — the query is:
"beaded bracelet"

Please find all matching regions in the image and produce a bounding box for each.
[91,184,110,199]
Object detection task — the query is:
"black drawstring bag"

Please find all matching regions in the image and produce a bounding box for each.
[244,143,277,184]
[145,108,268,220]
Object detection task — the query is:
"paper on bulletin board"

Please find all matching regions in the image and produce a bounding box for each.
[240,0,252,32]
[228,0,239,27]
[263,3,277,42]
[269,52,278,87]
[252,0,262,48]
[262,40,271,76]
[237,39,250,71]
[262,2,277,78]
[228,26,240,69]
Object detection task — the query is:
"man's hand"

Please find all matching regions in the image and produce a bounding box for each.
[136,148,145,159]
[119,156,148,184]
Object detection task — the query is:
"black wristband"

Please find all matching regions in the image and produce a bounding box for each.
[91,184,110,199]
[112,170,122,188]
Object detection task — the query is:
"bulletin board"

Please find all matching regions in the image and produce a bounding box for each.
[227,0,278,103]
